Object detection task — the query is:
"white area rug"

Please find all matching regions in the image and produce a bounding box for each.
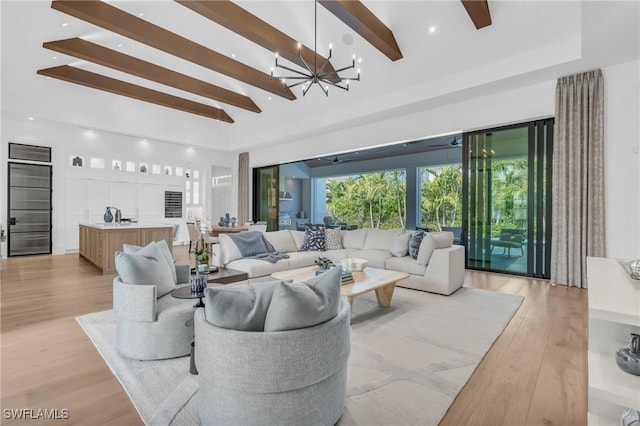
[76,286,523,426]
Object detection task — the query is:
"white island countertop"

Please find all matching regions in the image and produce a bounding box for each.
[80,223,174,229]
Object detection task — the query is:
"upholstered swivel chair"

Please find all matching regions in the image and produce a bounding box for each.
[113,262,194,361]
[194,299,351,426]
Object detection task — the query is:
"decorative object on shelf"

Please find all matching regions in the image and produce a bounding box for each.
[72,156,83,167]
[190,274,207,294]
[298,210,305,219]
[340,258,368,272]
[616,333,640,376]
[622,408,640,426]
[219,213,236,227]
[103,207,113,223]
[231,217,237,227]
[269,0,360,96]
[624,259,640,280]
[314,257,335,274]
[139,163,148,173]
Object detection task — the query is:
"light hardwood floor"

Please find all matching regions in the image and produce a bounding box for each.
[1,247,587,425]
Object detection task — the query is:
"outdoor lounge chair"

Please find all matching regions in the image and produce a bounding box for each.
[490,228,525,258]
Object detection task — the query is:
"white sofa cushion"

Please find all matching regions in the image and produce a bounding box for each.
[226,258,290,278]
[345,249,392,269]
[363,228,397,251]
[264,230,298,253]
[290,230,305,250]
[287,251,323,269]
[322,249,350,265]
[390,230,412,257]
[264,267,341,332]
[343,228,368,249]
[385,256,427,276]
[417,231,455,265]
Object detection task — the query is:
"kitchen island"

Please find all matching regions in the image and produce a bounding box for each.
[79,223,174,274]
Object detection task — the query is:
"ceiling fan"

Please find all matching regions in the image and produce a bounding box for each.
[317,155,355,164]
[423,136,463,150]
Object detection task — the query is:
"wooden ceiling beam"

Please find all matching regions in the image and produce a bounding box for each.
[37,65,234,123]
[460,0,492,29]
[43,38,261,113]
[318,0,402,62]
[176,0,341,83]
[50,0,295,100]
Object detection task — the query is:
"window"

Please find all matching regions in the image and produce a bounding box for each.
[323,170,406,229]
[418,164,462,231]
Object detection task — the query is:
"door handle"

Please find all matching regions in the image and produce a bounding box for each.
[8,217,17,225]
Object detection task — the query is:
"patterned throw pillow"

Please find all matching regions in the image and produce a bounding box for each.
[325,228,342,250]
[301,228,326,251]
[408,230,425,259]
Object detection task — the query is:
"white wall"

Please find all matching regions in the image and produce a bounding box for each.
[0,114,238,257]
[250,60,640,259]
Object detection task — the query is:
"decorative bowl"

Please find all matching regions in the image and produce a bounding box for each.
[340,258,368,272]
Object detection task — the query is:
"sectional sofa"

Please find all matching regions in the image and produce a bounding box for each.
[216,228,465,295]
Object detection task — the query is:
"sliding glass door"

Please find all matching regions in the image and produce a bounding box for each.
[462,119,553,278]
[252,165,279,231]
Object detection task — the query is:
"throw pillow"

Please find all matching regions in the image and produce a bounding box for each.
[264,267,342,331]
[390,230,412,257]
[416,231,455,265]
[408,230,425,259]
[300,228,326,251]
[227,231,274,256]
[115,243,176,297]
[203,281,280,331]
[123,240,177,284]
[325,227,342,250]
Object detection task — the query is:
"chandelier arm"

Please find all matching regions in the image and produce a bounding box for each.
[319,78,349,90]
[316,49,333,75]
[319,83,329,96]
[302,83,313,96]
[274,64,312,77]
[297,55,315,75]
[278,76,313,81]
[287,80,312,89]
[329,63,356,74]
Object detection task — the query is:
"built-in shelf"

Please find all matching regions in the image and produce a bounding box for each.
[587,257,640,425]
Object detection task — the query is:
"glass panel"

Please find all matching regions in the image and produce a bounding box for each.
[125,161,135,172]
[253,166,278,231]
[323,170,406,229]
[90,157,105,169]
[185,181,191,205]
[193,181,199,205]
[419,164,462,236]
[465,126,529,275]
[152,164,161,175]
[175,167,184,177]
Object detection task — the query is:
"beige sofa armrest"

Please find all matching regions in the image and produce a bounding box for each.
[423,245,465,295]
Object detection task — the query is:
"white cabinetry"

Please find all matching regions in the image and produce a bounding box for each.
[587,257,640,425]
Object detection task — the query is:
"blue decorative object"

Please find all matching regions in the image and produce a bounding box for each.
[104,207,113,223]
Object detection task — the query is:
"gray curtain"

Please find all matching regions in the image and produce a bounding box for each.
[551,69,605,288]
[237,152,250,225]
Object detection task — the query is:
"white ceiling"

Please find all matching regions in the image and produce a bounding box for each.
[1,1,638,154]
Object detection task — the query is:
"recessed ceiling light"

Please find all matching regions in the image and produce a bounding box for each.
[358,58,363,63]
[61,22,69,27]
[52,56,58,60]
[27,117,34,121]
[268,96,272,101]
[429,26,436,34]
[231,53,236,58]
[117,43,123,47]
[138,12,144,17]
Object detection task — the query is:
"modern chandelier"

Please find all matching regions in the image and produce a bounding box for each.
[270,0,360,96]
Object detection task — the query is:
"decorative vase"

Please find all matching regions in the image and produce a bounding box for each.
[195,251,209,274]
[103,207,113,223]
[616,333,640,376]
[190,274,207,294]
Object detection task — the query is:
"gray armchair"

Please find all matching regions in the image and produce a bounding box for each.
[194,298,351,426]
[113,264,194,360]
